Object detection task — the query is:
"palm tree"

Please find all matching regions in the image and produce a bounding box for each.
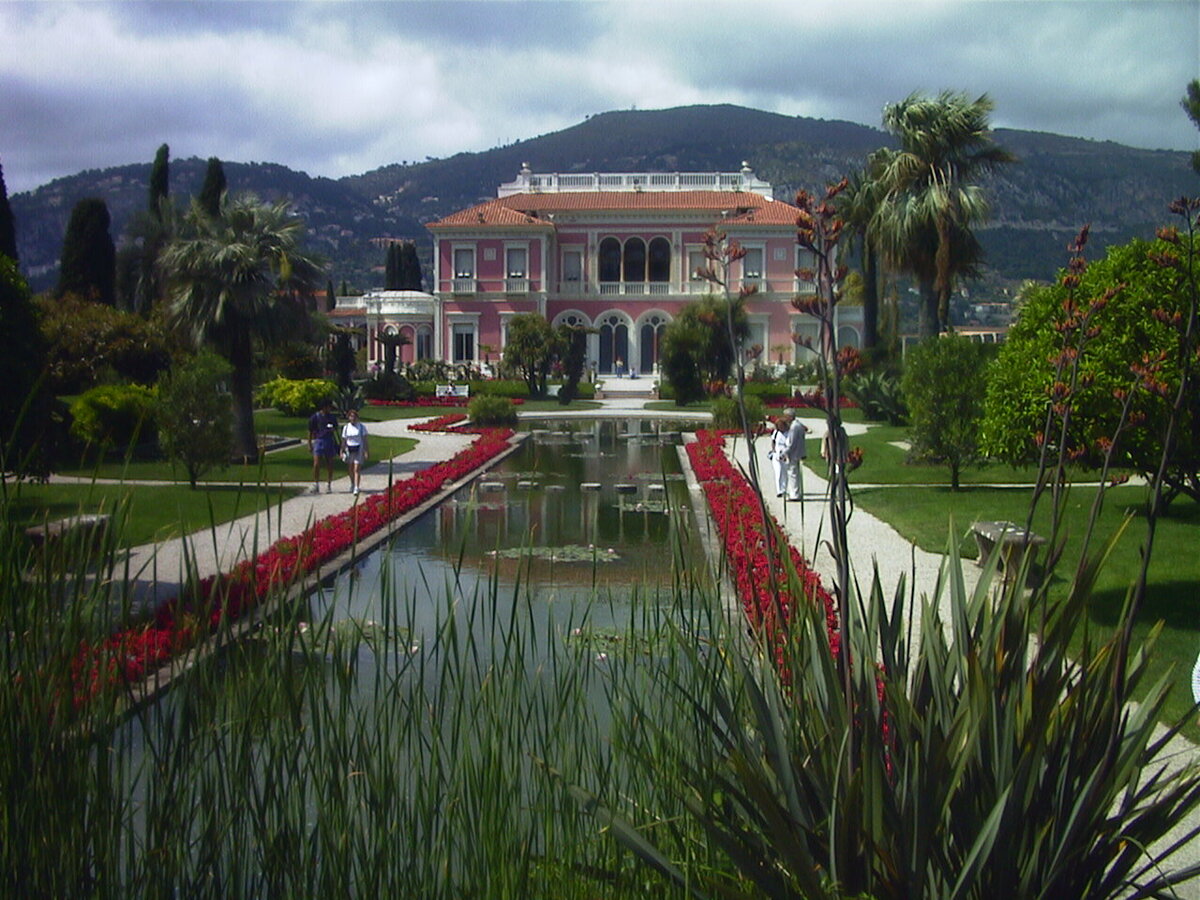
[161,194,324,461]
[874,92,1014,338]
[839,149,893,352]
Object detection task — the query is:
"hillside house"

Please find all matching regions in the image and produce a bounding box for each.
[352,165,862,374]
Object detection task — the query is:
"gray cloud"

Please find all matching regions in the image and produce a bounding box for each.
[1,0,1196,194]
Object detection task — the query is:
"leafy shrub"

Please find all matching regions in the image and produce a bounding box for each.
[69,383,157,450]
[781,361,818,383]
[271,341,324,380]
[156,352,232,487]
[38,295,171,393]
[467,395,518,426]
[845,369,908,424]
[406,358,452,383]
[741,381,790,404]
[363,372,415,402]
[901,335,990,490]
[256,377,337,417]
[711,395,765,428]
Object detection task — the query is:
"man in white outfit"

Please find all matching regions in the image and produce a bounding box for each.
[770,415,792,498]
[783,407,808,502]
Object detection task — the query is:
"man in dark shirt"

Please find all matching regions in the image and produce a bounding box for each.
[308,400,339,493]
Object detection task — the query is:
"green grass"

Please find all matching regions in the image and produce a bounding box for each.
[850,481,1200,737]
[57,407,419,483]
[56,436,417,484]
[5,481,304,547]
[832,422,1062,485]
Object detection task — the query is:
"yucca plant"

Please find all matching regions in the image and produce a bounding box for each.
[568,190,1200,898]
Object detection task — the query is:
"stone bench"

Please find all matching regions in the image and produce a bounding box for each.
[435,384,470,399]
[971,520,1046,584]
[25,513,111,552]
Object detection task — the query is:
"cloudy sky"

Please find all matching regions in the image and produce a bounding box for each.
[1,0,1196,194]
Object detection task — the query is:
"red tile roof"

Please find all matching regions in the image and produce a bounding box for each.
[428,190,800,229]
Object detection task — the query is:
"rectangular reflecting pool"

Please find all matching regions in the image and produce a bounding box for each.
[319,418,712,641]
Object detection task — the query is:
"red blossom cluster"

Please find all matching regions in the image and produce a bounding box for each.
[685,431,839,664]
[763,391,855,410]
[409,414,469,432]
[73,428,515,702]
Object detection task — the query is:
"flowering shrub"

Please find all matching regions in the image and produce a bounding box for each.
[74,427,515,701]
[686,430,838,659]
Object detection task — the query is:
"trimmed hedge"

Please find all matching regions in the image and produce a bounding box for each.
[256,377,337,416]
[69,383,157,449]
[711,395,766,429]
[468,395,518,425]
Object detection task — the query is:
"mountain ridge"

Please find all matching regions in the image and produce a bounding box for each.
[10,104,1196,294]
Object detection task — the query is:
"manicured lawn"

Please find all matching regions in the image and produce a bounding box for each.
[57,408,418,484]
[57,436,418,484]
[7,481,305,548]
[849,481,1200,738]
[832,422,1064,485]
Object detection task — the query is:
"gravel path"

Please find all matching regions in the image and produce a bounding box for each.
[112,418,476,611]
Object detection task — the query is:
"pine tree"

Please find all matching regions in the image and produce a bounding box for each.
[149,143,169,218]
[198,156,227,217]
[58,198,116,304]
[0,159,16,264]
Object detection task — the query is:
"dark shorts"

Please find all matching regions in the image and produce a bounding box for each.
[313,437,338,458]
[344,445,365,465]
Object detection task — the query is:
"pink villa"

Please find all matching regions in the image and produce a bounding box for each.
[336,165,862,376]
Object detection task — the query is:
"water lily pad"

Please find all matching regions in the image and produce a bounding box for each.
[565,626,658,656]
[486,544,620,562]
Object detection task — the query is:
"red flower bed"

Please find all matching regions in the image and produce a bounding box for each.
[409,414,468,432]
[686,430,838,659]
[74,428,515,701]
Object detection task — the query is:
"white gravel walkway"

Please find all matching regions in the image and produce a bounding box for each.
[113,418,476,611]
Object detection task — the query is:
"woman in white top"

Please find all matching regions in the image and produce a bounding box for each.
[340,408,369,495]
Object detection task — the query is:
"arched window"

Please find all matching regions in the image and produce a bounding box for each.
[599,238,621,283]
[598,313,629,375]
[648,237,671,283]
[639,313,668,373]
[623,238,646,283]
[415,325,433,360]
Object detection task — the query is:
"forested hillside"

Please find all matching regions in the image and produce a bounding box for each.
[10,105,1194,295]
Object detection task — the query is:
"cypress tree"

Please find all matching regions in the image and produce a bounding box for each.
[0,159,16,264]
[399,241,423,290]
[57,198,116,304]
[0,256,48,475]
[198,156,227,216]
[325,279,336,312]
[149,143,169,217]
[385,242,399,290]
